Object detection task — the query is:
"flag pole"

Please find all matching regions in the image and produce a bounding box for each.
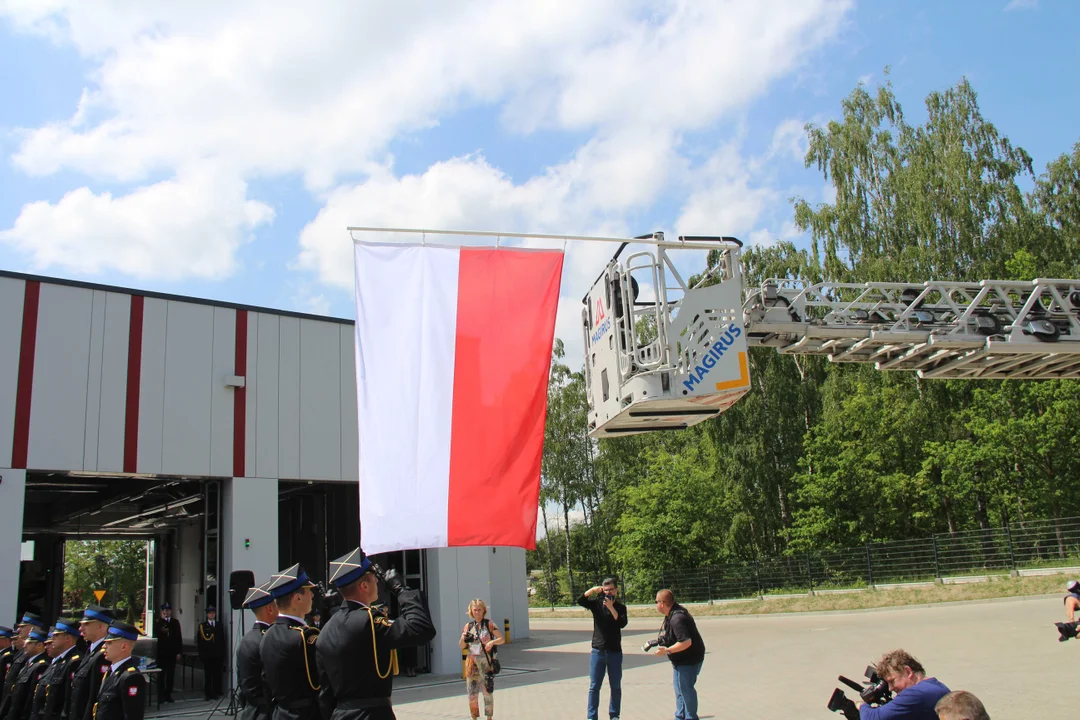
[347,226,741,251]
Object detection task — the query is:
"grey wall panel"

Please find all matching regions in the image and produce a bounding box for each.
[0,277,25,469]
[160,302,214,476]
[244,312,257,478]
[254,314,279,480]
[278,317,301,479]
[96,293,131,472]
[27,284,94,471]
[340,324,359,482]
[138,298,169,474]
[82,291,107,471]
[299,319,341,481]
[209,307,236,477]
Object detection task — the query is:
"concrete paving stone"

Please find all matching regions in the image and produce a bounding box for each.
[149,597,1069,719]
[391,595,1073,719]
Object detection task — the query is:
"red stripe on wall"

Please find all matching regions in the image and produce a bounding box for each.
[123,296,145,474]
[446,248,564,549]
[11,280,41,469]
[233,310,248,478]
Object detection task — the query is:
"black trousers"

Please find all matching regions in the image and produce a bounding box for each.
[202,659,223,698]
[158,658,176,699]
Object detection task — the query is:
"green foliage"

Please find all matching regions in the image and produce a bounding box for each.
[64,540,148,622]
[531,71,1080,603]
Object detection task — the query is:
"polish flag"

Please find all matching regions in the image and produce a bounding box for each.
[353,243,564,553]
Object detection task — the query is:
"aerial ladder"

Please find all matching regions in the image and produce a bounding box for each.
[583,233,1080,438]
[346,226,1080,440]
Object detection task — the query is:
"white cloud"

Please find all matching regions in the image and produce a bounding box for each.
[3,0,853,284]
[0,165,273,279]
[677,143,777,239]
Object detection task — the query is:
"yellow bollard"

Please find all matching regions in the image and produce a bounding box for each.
[503,618,511,644]
[461,649,468,679]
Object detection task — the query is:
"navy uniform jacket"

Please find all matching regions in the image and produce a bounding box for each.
[1,652,48,720]
[152,619,182,664]
[67,645,108,720]
[196,623,225,662]
[30,650,81,720]
[2,651,27,709]
[0,648,17,703]
[236,622,272,720]
[316,589,436,720]
[91,659,143,720]
[260,618,320,720]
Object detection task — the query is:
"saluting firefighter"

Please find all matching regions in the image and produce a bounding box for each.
[236,582,278,720]
[260,565,320,720]
[30,620,82,720]
[67,606,114,720]
[316,548,436,720]
[1,627,48,720]
[3,613,44,708]
[0,628,16,700]
[93,621,144,720]
[196,607,225,701]
[152,603,181,703]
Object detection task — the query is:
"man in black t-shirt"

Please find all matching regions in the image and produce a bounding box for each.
[653,589,705,720]
[577,578,628,720]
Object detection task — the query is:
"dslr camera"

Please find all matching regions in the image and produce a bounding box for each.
[463,629,479,644]
[827,665,892,720]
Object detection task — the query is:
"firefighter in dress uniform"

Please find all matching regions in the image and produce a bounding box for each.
[196,607,225,700]
[30,620,81,720]
[1,628,48,720]
[259,565,320,720]
[92,622,143,720]
[0,628,16,700]
[315,548,436,720]
[3,613,45,708]
[152,604,181,703]
[236,582,278,720]
[67,606,114,720]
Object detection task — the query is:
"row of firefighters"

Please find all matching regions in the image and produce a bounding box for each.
[0,546,434,720]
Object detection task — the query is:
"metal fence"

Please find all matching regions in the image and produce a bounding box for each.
[531,515,1080,606]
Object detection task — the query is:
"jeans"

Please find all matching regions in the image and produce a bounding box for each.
[672,661,702,720]
[587,649,623,719]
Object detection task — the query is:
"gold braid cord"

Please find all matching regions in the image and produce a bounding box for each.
[366,607,392,680]
[293,627,320,691]
[198,625,214,642]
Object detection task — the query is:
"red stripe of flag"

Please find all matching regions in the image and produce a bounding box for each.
[446,248,564,549]
[234,310,248,478]
[123,296,145,473]
[11,280,41,469]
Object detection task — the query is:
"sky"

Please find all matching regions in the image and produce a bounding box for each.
[1,0,1078,368]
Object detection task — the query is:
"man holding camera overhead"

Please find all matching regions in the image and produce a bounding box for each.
[578,579,628,720]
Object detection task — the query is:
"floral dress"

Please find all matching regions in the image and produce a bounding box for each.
[464,619,495,718]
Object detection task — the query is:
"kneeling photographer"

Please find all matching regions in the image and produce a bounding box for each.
[832,649,949,720]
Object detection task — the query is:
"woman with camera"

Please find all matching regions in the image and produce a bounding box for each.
[458,599,504,719]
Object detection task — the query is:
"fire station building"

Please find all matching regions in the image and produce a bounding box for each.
[0,269,530,674]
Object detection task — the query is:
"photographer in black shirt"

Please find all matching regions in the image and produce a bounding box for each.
[652,589,705,720]
[577,578,628,720]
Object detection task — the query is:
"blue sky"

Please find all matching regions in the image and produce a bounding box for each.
[1,0,1077,362]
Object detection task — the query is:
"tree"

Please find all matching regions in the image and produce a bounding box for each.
[64,540,148,622]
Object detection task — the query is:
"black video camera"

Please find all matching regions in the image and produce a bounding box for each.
[827,665,892,720]
[642,638,660,652]
[1056,621,1079,642]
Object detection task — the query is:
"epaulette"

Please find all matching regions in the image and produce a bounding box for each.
[71,655,80,662]
[126,667,135,673]
[36,659,47,664]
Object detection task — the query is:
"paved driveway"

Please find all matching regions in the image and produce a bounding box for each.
[392,595,1069,719]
